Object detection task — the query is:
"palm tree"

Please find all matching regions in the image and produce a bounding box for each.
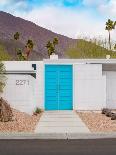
[46,37,59,57]
[25,40,34,60]
[17,49,26,61]
[13,32,23,60]
[53,37,58,47]
[13,33,34,60]
[14,32,20,40]
[105,19,115,50]
[46,41,54,57]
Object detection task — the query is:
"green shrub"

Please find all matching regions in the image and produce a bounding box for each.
[35,107,42,114]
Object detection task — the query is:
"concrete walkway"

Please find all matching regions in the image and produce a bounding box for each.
[35,111,90,134]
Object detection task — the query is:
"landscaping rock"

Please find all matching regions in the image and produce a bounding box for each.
[105,111,113,117]
[111,114,116,120]
[0,108,42,132]
[78,112,116,132]
[0,97,13,122]
[102,108,109,114]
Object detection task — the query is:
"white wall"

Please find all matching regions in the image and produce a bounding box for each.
[35,62,44,109]
[1,61,44,115]
[3,61,34,72]
[1,61,112,113]
[1,74,36,114]
[103,71,116,109]
[74,64,106,110]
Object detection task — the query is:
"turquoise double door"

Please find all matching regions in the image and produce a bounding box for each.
[45,65,73,110]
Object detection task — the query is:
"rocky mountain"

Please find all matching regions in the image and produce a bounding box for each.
[0,11,77,60]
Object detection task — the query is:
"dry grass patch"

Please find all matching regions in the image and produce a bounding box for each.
[78,112,116,132]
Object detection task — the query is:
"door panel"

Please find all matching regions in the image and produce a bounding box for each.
[45,65,73,110]
[45,65,58,110]
[59,65,73,110]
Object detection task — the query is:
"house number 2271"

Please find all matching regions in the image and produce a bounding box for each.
[16,80,30,85]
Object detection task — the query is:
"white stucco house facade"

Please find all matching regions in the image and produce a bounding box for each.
[1,58,116,114]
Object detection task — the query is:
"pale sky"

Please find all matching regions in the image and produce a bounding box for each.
[0,0,116,40]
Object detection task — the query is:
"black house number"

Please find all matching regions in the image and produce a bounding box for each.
[16,80,29,85]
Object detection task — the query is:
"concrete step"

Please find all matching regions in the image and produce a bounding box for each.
[42,115,78,118]
[40,117,82,122]
[38,121,87,127]
[35,111,90,134]
[35,127,90,133]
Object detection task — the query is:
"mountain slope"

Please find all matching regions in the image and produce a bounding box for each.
[0,11,77,60]
[67,39,116,59]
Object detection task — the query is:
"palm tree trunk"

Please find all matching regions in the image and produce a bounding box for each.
[108,30,111,50]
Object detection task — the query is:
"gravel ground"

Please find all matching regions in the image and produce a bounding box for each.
[77,112,116,132]
[0,109,42,133]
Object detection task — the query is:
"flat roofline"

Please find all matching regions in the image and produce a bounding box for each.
[43,59,116,64]
[5,71,36,74]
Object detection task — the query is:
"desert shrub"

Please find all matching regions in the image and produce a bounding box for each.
[35,107,42,114]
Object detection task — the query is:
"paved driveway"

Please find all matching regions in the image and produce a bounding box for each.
[35,111,90,133]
